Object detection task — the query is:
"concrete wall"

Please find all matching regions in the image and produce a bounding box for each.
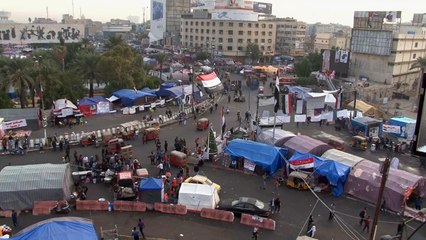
[349,53,393,84]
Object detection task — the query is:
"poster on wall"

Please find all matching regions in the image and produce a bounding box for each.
[97,102,111,114]
[215,0,254,10]
[211,9,258,21]
[191,0,215,9]
[149,0,166,43]
[244,159,256,172]
[2,119,27,130]
[253,2,272,14]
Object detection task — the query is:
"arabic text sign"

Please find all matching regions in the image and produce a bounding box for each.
[3,119,27,130]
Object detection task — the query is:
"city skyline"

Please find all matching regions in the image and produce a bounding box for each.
[1,0,423,26]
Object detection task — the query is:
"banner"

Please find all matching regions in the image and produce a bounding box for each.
[150,0,166,43]
[383,124,401,134]
[290,157,314,169]
[253,2,272,14]
[2,119,27,130]
[215,0,253,10]
[306,96,325,110]
[294,114,306,123]
[191,0,215,10]
[211,10,258,21]
[296,100,303,114]
[244,159,256,172]
[258,97,274,106]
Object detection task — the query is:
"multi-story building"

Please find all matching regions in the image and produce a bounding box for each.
[314,33,350,52]
[349,11,426,100]
[62,14,102,37]
[180,13,276,59]
[165,0,191,46]
[307,22,352,36]
[275,17,306,57]
[102,19,132,40]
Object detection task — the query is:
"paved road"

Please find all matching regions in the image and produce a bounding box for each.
[1,72,424,239]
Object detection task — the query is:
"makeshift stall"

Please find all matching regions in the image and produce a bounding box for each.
[178,183,220,211]
[321,149,365,168]
[257,129,296,145]
[77,96,111,116]
[387,116,416,140]
[225,139,288,176]
[279,135,332,158]
[351,116,383,138]
[0,163,73,210]
[347,100,382,118]
[52,99,82,126]
[139,177,164,204]
[112,89,157,107]
[345,160,426,212]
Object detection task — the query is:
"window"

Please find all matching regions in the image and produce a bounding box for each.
[238,39,243,43]
[195,29,199,33]
[200,43,203,48]
[255,31,259,36]
[269,24,273,28]
[196,22,198,26]
[268,39,272,43]
[248,23,252,27]
[238,46,243,51]
[190,29,193,33]
[201,29,204,34]
[248,31,252,35]
[201,36,204,41]
[247,39,252,43]
[261,24,266,28]
[185,28,188,33]
[185,21,188,25]
[229,22,233,27]
[415,42,418,48]
[218,38,223,43]
[207,22,210,26]
[238,31,243,35]
[219,22,224,26]
[268,31,273,36]
[228,38,233,43]
[261,39,265,43]
[227,46,233,51]
[217,45,222,50]
[413,53,417,59]
[261,31,265,36]
[255,23,259,28]
[201,22,204,26]
[212,22,215,26]
[254,39,258,43]
[206,37,210,41]
[228,30,233,35]
[212,30,216,34]
[219,30,223,34]
[260,46,265,50]
[206,29,210,34]
[239,23,243,27]
[190,22,193,26]
[195,36,198,40]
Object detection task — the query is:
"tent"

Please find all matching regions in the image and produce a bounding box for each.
[257,128,295,145]
[321,149,365,168]
[13,217,97,240]
[77,96,111,116]
[112,89,157,107]
[52,99,79,117]
[178,183,220,211]
[351,116,383,137]
[347,100,380,117]
[388,116,416,140]
[345,160,426,212]
[279,135,332,158]
[139,177,164,204]
[225,139,288,175]
[0,163,73,210]
[289,152,350,197]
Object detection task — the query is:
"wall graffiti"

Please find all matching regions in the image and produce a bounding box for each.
[0,23,84,44]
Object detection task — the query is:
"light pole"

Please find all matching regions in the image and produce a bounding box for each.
[189,65,195,117]
[33,55,44,110]
[178,80,184,112]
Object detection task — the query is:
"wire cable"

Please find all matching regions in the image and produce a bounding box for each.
[297,199,319,237]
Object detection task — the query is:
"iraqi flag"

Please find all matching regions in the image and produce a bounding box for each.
[221,106,226,139]
[335,87,343,109]
[282,94,292,114]
[198,72,222,88]
[274,76,280,113]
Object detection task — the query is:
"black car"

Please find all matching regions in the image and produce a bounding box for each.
[217,197,270,217]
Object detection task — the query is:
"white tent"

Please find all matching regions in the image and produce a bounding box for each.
[178,183,219,211]
[257,128,296,145]
[321,149,365,167]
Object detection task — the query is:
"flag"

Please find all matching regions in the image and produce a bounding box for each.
[335,88,343,109]
[258,97,275,107]
[282,94,292,114]
[133,84,137,93]
[221,106,226,139]
[274,77,280,113]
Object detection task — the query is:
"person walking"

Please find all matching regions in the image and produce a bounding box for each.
[138,218,146,239]
[65,144,71,162]
[228,94,231,103]
[11,210,18,227]
[307,215,314,233]
[363,216,371,233]
[164,140,168,153]
[274,197,281,213]
[269,198,275,214]
[132,227,140,240]
[307,224,316,238]
[252,227,259,240]
[359,207,367,226]
[329,203,336,221]
[157,161,164,176]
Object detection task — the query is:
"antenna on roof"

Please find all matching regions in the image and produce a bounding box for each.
[46,6,48,18]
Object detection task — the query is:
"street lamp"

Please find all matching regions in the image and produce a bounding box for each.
[33,55,44,110]
[178,80,184,112]
[188,66,195,117]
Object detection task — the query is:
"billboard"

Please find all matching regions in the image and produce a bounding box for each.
[215,0,254,11]
[191,0,215,10]
[413,73,426,156]
[253,2,272,14]
[351,29,393,56]
[0,23,84,44]
[150,0,166,43]
[321,49,350,78]
[211,9,258,21]
[353,11,401,29]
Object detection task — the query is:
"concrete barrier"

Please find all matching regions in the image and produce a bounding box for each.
[114,201,146,212]
[0,210,12,218]
[76,200,108,211]
[154,203,187,215]
[240,214,276,231]
[200,208,234,222]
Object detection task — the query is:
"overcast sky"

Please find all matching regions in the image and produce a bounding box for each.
[1,0,422,26]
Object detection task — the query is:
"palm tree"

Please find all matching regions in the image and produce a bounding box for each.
[72,50,101,97]
[105,35,124,49]
[410,57,426,105]
[3,59,34,108]
[153,53,168,81]
[54,37,67,71]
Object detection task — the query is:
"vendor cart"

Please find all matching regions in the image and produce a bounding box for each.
[80,132,97,147]
[143,128,159,141]
[116,171,136,201]
[170,150,188,167]
[121,130,135,140]
[287,171,309,190]
[197,118,209,131]
[106,138,125,154]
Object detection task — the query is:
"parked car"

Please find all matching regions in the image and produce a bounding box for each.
[217,197,270,217]
[184,175,221,192]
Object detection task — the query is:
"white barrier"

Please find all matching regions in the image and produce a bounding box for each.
[111,128,116,134]
[30,139,34,148]
[97,130,101,138]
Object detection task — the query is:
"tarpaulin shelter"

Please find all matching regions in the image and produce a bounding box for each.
[289,151,350,197]
[112,89,157,107]
[156,85,201,100]
[347,100,381,118]
[257,128,295,145]
[77,96,111,116]
[160,82,177,89]
[388,116,416,140]
[345,160,426,212]
[139,177,164,204]
[225,139,288,175]
[351,116,383,137]
[321,149,365,168]
[52,99,80,117]
[0,163,73,210]
[197,72,223,93]
[13,217,97,240]
[178,183,220,211]
[279,135,332,158]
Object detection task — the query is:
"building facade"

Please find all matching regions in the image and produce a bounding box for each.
[314,33,350,52]
[275,17,306,57]
[165,0,191,46]
[62,14,102,37]
[180,13,276,58]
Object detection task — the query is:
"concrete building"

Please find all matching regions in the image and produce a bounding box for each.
[307,22,351,36]
[165,0,191,46]
[102,19,132,40]
[275,17,306,57]
[314,33,350,52]
[62,14,103,37]
[180,13,276,59]
[0,11,13,23]
[350,17,426,100]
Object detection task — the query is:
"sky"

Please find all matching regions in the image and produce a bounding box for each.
[1,0,423,26]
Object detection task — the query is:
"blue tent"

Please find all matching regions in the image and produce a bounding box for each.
[112,89,157,107]
[225,139,287,176]
[13,217,97,240]
[156,85,201,98]
[289,151,350,197]
[141,87,157,94]
[388,116,416,139]
[139,177,163,204]
[78,96,108,106]
[160,82,177,89]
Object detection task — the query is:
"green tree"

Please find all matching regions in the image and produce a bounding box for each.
[196,51,209,61]
[306,53,323,72]
[0,93,13,109]
[49,71,85,104]
[208,127,218,155]
[105,35,125,49]
[153,53,168,81]
[295,58,312,77]
[246,43,260,64]
[295,76,317,86]
[72,49,101,97]
[2,59,35,108]
[53,37,67,71]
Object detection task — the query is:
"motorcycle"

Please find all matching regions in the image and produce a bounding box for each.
[54,200,71,214]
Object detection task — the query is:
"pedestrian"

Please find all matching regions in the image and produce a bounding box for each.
[269,198,275,214]
[65,144,71,162]
[228,94,231,103]
[11,210,18,227]
[274,197,281,213]
[307,224,316,238]
[381,199,387,214]
[252,227,259,240]
[52,139,57,151]
[195,137,200,149]
[359,207,367,226]
[74,150,78,164]
[157,161,164,176]
[415,197,423,210]
[59,139,64,151]
[132,227,140,240]
[363,216,371,233]
[164,140,168,153]
[138,218,146,239]
[307,215,314,232]
[329,203,335,221]
[210,106,213,114]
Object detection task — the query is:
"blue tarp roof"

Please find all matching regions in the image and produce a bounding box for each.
[139,177,162,191]
[389,116,416,124]
[156,85,200,98]
[141,87,157,93]
[112,89,157,107]
[160,82,177,89]
[13,217,97,240]
[289,151,350,197]
[78,96,108,106]
[225,139,287,176]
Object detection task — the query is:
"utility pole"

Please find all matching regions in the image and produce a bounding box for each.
[353,89,357,118]
[369,157,391,240]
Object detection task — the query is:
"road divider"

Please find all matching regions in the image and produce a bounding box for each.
[113,201,146,212]
[76,200,108,211]
[240,214,276,231]
[200,208,234,222]
[154,203,187,215]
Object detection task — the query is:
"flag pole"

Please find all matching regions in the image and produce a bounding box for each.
[272,76,280,140]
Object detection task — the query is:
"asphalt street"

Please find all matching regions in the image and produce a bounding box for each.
[1,72,424,239]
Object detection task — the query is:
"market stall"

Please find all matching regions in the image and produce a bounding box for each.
[321,149,365,168]
[347,100,382,118]
[112,89,157,107]
[351,116,383,138]
[256,128,295,145]
[77,96,111,116]
[139,177,164,204]
[52,99,82,126]
[345,160,426,212]
[279,135,332,158]
[178,183,220,211]
[387,116,416,140]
